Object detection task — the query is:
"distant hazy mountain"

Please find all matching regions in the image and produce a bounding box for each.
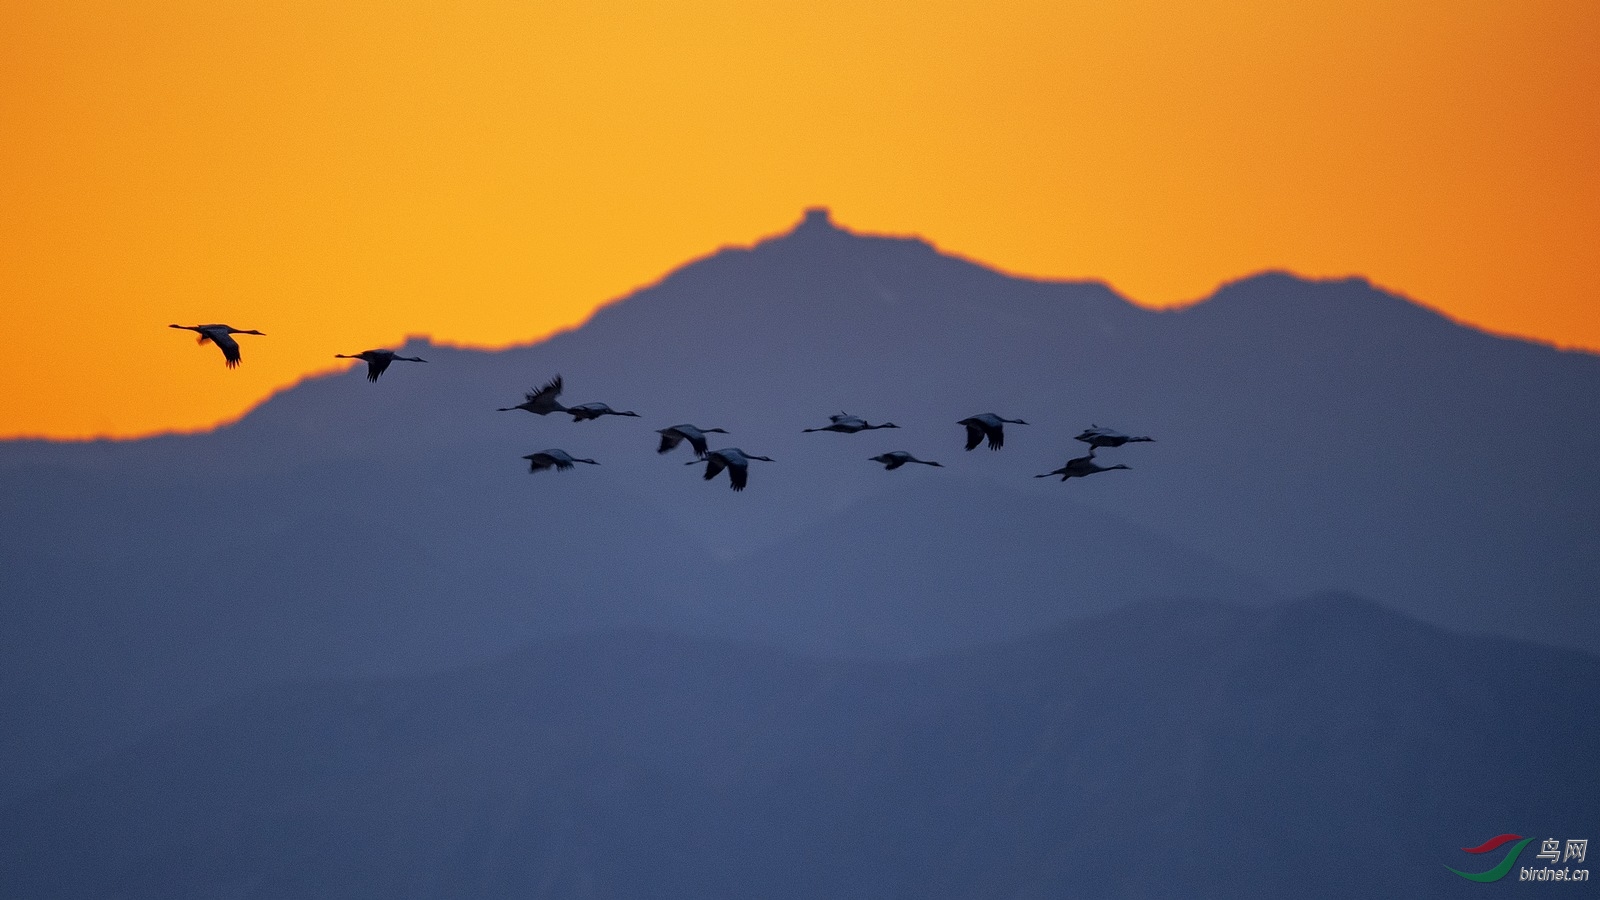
[2,594,1593,899]
[2,208,1597,796]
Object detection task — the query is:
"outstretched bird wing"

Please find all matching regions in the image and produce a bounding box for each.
[366,355,392,382]
[703,455,728,482]
[657,430,685,454]
[210,331,242,368]
[725,460,749,491]
[961,422,984,451]
[525,375,563,405]
[525,452,574,472]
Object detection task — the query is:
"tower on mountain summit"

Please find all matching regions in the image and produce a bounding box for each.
[798,206,837,231]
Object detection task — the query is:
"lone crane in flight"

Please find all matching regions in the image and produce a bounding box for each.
[804,412,899,434]
[334,348,427,382]
[566,402,641,422]
[958,413,1027,451]
[1075,425,1155,449]
[498,376,568,415]
[688,448,774,492]
[168,324,265,369]
[656,424,729,459]
[869,451,943,470]
[1036,449,1130,482]
[522,449,599,473]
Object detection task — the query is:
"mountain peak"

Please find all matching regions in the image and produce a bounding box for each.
[750,205,946,267]
[1179,269,1461,338]
[770,205,864,250]
[795,206,839,233]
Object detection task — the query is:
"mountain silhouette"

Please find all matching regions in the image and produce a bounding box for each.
[1,208,1597,802]
[1,594,1593,899]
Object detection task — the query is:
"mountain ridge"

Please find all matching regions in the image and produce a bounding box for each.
[4,592,1594,899]
[3,208,1597,805]
[3,209,1551,454]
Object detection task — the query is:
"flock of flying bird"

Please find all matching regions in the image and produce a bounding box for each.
[169,324,1155,491]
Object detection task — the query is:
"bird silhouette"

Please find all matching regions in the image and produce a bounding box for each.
[566,402,641,421]
[958,413,1027,450]
[168,324,265,369]
[869,451,943,470]
[1075,425,1154,449]
[522,449,599,472]
[656,424,729,458]
[687,448,774,491]
[498,376,567,415]
[334,348,427,382]
[1036,449,1130,482]
[803,412,899,434]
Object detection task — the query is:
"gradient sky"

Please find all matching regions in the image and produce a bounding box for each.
[2,1,1595,439]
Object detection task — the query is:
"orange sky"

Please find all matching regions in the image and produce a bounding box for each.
[2,1,1596,439]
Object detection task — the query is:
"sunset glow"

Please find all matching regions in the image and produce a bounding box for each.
[3,1,1595,438]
